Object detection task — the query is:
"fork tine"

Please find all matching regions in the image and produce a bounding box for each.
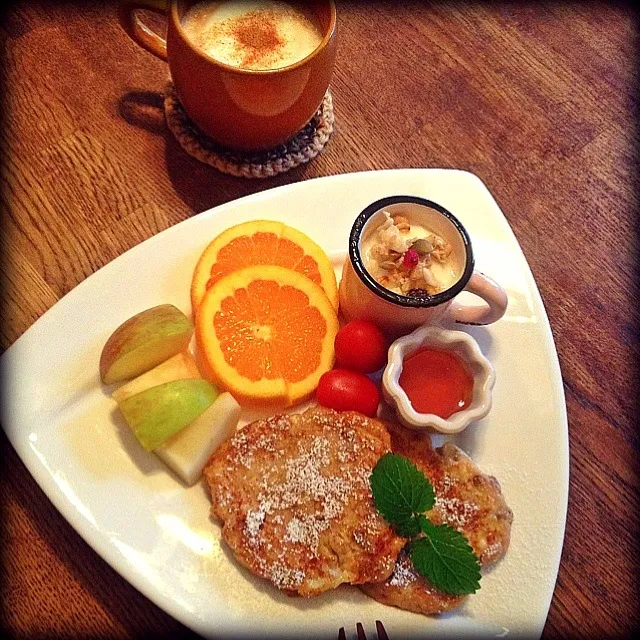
[339,621,388,640]
[375,620,389,640]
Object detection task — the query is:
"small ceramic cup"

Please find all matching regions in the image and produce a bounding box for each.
[382,325,495,434]
[118,0,337,151]
[339,195,508,335]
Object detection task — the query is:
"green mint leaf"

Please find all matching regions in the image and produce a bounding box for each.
[370,453,435,531]
[395,514,421,538]
[410,518,481,595]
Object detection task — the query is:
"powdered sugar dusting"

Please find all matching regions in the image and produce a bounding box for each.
[211,409,398,594]
[269,563,305,589]
[245,504,268,537]
[434,494,479,531]
[388,551,418,587]
[234,424,282,468]
[480,541,503,564]
[245,434,363,556]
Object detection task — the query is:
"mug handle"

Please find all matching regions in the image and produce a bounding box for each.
[447,272,508,325]
[118,0,169,62]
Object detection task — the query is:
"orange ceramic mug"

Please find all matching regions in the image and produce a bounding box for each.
[118,0,337,151]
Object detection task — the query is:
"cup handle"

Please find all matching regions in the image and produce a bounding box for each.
[118,0,169,62]
[446,272,508,325]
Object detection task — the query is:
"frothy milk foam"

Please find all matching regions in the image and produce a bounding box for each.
[181,1,324,70]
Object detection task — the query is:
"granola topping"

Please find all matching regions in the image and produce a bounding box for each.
[360,212,457,296]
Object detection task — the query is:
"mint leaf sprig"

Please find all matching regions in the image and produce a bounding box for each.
[370,452,481,596]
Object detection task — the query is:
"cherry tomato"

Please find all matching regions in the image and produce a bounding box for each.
[334,320,388,374]
[316,369,380,418]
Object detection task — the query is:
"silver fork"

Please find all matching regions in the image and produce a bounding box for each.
[338,620,389,640]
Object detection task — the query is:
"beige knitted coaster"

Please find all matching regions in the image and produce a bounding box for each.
[164,81,334,178]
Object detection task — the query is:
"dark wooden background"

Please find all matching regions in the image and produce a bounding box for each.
[1,1,638,638]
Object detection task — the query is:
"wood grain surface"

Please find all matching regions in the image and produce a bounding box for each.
[1,1,638,638]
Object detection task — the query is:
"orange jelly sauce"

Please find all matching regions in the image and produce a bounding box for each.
[398,347,474,418]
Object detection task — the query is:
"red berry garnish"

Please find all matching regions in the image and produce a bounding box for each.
[403,249,419,269]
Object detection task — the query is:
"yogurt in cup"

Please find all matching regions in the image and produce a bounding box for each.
[338,196,508,335]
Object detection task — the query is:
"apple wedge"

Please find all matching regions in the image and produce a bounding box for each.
[117,378,218,451]
[100,304,193,385]
[155,392,241,486]
[112,351,200,403]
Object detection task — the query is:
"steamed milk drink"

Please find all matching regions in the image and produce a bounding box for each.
[181,1,324,70]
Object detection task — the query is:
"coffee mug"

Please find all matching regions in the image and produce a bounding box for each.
[118,0,337,151]
[339,196,508,335]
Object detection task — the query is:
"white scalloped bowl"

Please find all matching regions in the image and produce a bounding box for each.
[382,325,495,434]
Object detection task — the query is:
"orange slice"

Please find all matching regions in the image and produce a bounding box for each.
[191,220,338,315]
[196,265,339,405]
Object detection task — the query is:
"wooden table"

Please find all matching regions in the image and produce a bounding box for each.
[1,2,637,638]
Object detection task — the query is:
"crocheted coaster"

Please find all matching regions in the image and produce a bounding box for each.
[164,81,334,178]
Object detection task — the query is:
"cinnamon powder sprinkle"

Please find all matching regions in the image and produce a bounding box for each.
[183,2,324,71]
[206,9,293,69]
[230,11,284,68]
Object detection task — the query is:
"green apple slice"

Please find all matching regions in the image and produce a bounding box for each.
[112,351,200,403]
[155,392,241,486]
[100,304,194,385]
[118,378,218,451]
